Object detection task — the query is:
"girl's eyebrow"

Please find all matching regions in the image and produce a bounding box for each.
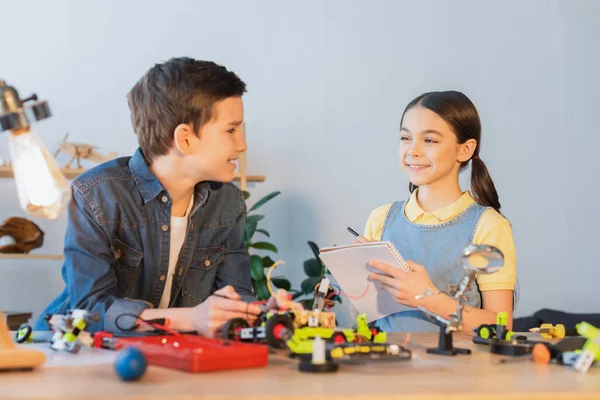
[401,127,444,136]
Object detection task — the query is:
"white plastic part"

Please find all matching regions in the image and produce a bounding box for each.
[312,336,325,364]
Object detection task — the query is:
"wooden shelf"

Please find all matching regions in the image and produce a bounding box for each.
[0,166,85,180]
[234,174,265,182]
[0,253,63,260]
[0,166,265,183]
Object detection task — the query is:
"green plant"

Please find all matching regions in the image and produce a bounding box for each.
[243,190,291,300]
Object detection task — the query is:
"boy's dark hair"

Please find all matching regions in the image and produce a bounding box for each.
[401,90,501,213]
[127,57,247,163]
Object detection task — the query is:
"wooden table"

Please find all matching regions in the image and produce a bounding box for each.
[1,333,598,399]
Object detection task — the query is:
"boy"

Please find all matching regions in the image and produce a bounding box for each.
[36,57,281,336]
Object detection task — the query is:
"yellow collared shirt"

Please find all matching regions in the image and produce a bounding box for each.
[364,191,516,291]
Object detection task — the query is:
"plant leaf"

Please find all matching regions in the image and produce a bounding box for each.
[250,242,278,253]
[245,214,265,225]
[307,241,321,260]
[271,277,291,291]
[262,256,276,268]
[255,229,270,238]
[291,291,304,300]
[250,255,265,281]
[244,215,264,243]
[301,276,322,295]
[253,280,270,301]
[249,191,281,212]
[300,299,314,310]
[303,259,322,277]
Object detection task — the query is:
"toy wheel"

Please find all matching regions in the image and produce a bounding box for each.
[478,324,494,339]
[222,318,250,341]
[265,314,294,349]
[370,326,382,340]
[331,332,347,344]
[15,324,32,343]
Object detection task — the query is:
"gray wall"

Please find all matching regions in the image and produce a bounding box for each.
[1,0,599,325]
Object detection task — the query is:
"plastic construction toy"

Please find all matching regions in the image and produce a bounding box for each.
[529,323,578,339]
[297,335,412,373]
[472,311,532,356]
[572,321,600,373]
[417,244,504,356]
[473,312,516,342]
[223,269,386,348]
[97,332,268,372]
[14,325,53,344]
[526,336,589,366]
[43,309,100,353]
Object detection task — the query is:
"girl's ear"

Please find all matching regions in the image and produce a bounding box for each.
[173,123,194,155]
[458,139,477,163]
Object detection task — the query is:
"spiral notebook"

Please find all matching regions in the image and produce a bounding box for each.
[319,241,412,323]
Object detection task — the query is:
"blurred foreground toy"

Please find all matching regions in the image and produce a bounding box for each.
[114,347,147,381]
[0,310,45,371]
[97,332,268,372]
[14,324,53,344]
[572,322,600,373]
[45,309,100,353]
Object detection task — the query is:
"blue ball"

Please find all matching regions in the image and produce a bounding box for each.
[114,347,147,381]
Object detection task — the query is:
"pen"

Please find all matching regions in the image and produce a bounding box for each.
[347,226,360,237]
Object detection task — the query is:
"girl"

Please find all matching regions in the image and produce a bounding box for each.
[356,91,516,333]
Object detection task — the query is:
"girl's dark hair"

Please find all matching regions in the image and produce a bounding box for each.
[401,91,501,213]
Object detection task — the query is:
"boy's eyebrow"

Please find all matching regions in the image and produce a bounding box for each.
[228,120,244,126]
[400,127,443,136]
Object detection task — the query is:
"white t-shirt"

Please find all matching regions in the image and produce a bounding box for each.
[158,195,194,308]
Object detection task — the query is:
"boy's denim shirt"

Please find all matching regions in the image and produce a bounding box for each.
[35,148,255,333]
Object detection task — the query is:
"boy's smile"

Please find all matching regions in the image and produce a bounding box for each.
[184,96,247,183]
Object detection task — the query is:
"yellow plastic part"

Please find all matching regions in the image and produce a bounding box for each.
[496,312,508,326]
[62,332,77,343]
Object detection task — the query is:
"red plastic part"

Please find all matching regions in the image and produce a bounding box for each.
[93,331,114,348]
[109,334,268,372]
[334,334,345,344]
[272,324,285,340]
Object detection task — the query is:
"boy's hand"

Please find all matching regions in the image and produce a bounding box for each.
[190,285,262,337]
[264,289,304,313]
[354,235,371,244]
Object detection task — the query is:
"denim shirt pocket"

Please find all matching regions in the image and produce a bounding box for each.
[182,245,225,304]
[112,239,143,297]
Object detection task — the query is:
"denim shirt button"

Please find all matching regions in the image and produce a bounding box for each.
[161,196,168,203]
[159,274,166,281]
[161,224,169,232]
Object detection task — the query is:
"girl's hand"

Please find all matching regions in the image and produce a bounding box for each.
[368,260,438,308]
[354,235,371,244]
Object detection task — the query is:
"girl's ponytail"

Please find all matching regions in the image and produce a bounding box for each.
[470,156,501,213]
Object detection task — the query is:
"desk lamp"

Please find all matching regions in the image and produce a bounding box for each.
[0,80,70,219]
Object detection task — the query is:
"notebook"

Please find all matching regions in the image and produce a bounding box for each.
[319,241,412,323]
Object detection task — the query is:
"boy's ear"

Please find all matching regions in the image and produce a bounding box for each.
[173,123,195,155]
[458,139,477,163]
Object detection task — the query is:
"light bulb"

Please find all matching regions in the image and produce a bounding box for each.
[8,129,71,219]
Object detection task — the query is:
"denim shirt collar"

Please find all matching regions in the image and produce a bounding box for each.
[129,147,211,210]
